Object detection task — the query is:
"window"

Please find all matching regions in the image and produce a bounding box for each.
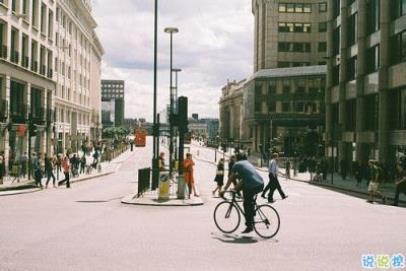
[303,23,311,32]
[347,13,358,46]
[303,4,312,13]
[22,0,29,18]
[333,0,340,18]
[366,45,380,73]
[333,27,341,56]
[295,3,303,13]
[287,3,295,12]
[391,0,406,20]
[319,2,327,12]
[279,3,287,12]
[332,65,340,85]
[32,0,38,27]
[278,23,289,32]
[366,0,380,34]
[294,23,304,32]
[278,42,290,52]
[391,31,406,64]
[392,88,406,129]
[282,102,290,112]
[295,102,305,112]
[319,22,327,32]
[48,11,53,38]
[269,102,276,112]
[345,99,356,131]
[365,94,378,130]
[278,62,290,68]
[346,56,357,81]
[318,42,327,52]
[40,3,46,34]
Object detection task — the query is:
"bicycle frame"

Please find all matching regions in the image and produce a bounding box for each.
[223,191,266,225]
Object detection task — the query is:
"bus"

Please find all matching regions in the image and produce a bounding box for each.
[134,129,147,147]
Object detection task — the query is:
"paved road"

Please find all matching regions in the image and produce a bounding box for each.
[0,139,405,271]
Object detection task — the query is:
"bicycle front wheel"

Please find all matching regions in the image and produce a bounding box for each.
[254,204,280,239]
[213,201,241,234]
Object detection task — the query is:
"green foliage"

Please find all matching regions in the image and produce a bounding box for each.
[102,127,129,139]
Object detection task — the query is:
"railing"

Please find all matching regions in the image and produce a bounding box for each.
[10,104,27,123]
[40,65,46,75]
[47,68,53,78]
[22,56,29,68]
[31,107,45,124]
[0,45,7,59]
[31,61,38,72]
[0,99,8,122]
[10,50,19,63]
[137,168,151,197]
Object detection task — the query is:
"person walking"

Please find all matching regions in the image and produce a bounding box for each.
[184,153,199,198]
[212,158,225,197]
[354,161,363,187]
[394,162,406,207]
[262,153,287,203]
[45,155,56,188]
[0,152,5,185]
[159,152,166,171]
[367,160,386,204]
[20,152,28,178]
[59,154,71,188]
[80,155,86,175]
[221,152,264,234]
[33,153,44,189]
[285,159,291,179]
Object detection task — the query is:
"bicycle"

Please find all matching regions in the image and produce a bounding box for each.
[213,191,280,239]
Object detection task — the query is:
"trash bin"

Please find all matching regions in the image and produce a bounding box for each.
[158,172,170,200]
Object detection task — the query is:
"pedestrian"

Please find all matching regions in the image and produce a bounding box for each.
[221,152,264,234]
[59,154,71,188]
[212,158,225,197]
[159,152,166,171]
[80,155,86,174]
[20,152,28,178]
[262,153,288,203]
[45,155,56,188]
[55,154,62,180]
[394,162,406,207]
[0,152,5,185]
[354,161,363,187]
[340,159,347,180]
[285,159,291,179]
[130,141,134,151]
[33,153,44,189]
[367,160,386,204]
[183,153,199,198]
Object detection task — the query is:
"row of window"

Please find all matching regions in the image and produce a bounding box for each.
[278,2,327,13]
[277,61,326,68]
[55,107,90,125]
[278,22,327,33]
[278,42,311,53]
[266,101,320,114]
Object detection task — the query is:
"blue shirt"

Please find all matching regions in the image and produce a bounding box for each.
[268,159,278,177]
[231,160,264,190]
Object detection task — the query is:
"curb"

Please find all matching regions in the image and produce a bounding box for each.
[121,194,204,207]
[0,188,42,197]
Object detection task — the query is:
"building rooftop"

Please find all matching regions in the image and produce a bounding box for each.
[249,65,327,80]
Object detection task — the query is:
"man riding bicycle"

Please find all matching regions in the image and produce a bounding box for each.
[220,152,264,233]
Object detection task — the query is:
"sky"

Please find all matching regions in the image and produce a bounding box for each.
[93,0,254,121]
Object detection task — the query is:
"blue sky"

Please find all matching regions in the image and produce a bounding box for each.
[93,0,253,121]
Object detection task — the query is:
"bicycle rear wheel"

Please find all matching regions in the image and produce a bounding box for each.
[213,201,241,234]
[254,204,280,239]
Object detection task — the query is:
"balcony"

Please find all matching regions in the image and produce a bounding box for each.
[31,60,38,72]
[10,50,19,63]
[0,45,7,59]
[47,68,53,78]
[22,56,29,68]
[31,107,45,124]
[40,65,46,76]
[10,104,27,123]
[0,99,7,122]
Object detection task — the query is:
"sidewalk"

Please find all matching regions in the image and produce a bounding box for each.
[0,149,131,196]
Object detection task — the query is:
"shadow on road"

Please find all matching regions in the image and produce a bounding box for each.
[211,232,278,244]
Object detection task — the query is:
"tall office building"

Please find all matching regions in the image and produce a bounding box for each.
[101,80,125,128]
[220,0,328,155]
[325,0,406,167]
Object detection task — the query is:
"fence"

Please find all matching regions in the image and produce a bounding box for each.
[137,167,151,197]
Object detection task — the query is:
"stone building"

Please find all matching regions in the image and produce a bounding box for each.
[325,0,406,169]
[53,0,104,153]
[0,0,56,167]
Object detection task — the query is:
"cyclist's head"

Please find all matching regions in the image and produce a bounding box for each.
[236,152,247,161]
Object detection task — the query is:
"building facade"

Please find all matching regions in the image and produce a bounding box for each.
[0,0,56,167]
[253,0,328,71]
[53,0,104,154]
[326,0,406,169]
[101,80,125,128]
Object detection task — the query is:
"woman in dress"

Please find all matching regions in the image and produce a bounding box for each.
[184,153,199,198]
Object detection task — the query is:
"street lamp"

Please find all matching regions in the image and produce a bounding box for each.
[152,0,159,187]
[172,68,181,161]
[164,27,179,177]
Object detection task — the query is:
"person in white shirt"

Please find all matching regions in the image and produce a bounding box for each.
[261,153,287,203]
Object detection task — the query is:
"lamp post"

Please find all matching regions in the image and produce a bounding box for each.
[172,68,182,161]
[164,27,179,177]
[152,0,159,186]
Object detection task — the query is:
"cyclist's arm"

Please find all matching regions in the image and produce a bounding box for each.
[223,172,236,192]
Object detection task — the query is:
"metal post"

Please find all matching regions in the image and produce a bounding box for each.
[152,0,159,186]
[169,32,173,177]
[28,115,31,181]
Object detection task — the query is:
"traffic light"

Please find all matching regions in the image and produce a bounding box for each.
[29,122,37,137]
[178,96,188,133]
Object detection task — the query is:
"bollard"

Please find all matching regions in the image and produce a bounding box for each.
[158,172,170,200]
[177,174,186,199]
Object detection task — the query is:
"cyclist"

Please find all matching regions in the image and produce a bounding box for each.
[220,152,264,233]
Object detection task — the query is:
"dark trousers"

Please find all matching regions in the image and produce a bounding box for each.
[243,184,264,228]
[263,174,286,201]
[394,181,406,206]
[46,170,56,186]
[59,172,70,188]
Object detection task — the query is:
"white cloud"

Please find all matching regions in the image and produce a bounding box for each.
[93,0,253,121]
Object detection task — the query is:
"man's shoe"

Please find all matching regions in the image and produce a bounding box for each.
[268,199,275,203]
[261,194,266,199]
[282,195,288,200]
[241,227,253,234]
